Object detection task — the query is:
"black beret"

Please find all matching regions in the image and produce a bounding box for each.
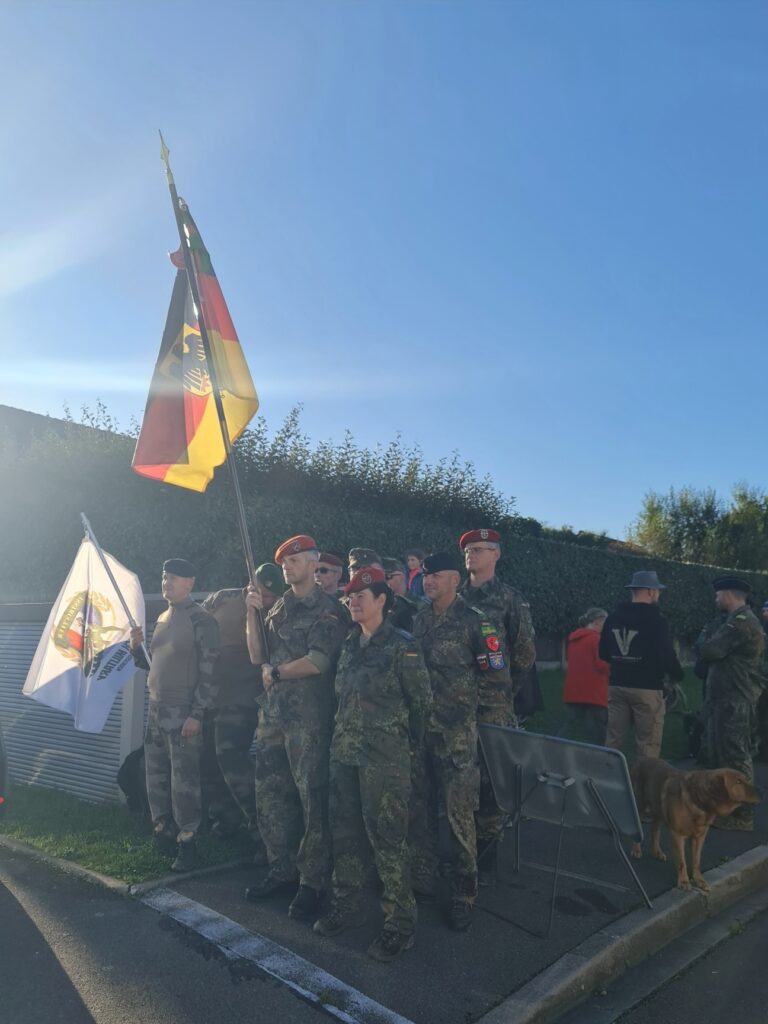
[163,558,196,578]
[712,576,751,594]
[423,551,462,575]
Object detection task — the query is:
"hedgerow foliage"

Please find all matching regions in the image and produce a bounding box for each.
[2,406,766,640]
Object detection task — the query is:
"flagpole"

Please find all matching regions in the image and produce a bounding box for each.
[80,513,152,666]
[158,131,269,659]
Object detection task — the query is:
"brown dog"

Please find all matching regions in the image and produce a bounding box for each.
[630,757,760,891]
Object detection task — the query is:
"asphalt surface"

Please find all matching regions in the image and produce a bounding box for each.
[1,757,766,1024]
[616,905,768,1024]
[0,851,320,1024]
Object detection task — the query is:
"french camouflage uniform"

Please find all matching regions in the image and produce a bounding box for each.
[696,605,765,819]
[459,576,536,842]
[135,598,220,838]
[410,596,504,902]
[255,587,349,890]
[329,619,432,937]
[200,589,265,851]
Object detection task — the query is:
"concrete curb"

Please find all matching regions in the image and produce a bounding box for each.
[480,843,768,1024]
[0,833,251,897]
[0,833,130,894]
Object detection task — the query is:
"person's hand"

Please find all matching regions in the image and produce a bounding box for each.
[181,716,201,738]
[130,626,144,651]
[261,663,274,690]
[246,586,264,611]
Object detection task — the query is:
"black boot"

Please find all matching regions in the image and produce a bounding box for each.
[244,871,298,902]
[288,885,323,921]
[171,839,198,873]
[152,827,177,859]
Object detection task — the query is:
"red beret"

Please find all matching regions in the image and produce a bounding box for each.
[318,552,343,568]
[459,528,501,549]
[344,566,386,595]
[274,534,318,565]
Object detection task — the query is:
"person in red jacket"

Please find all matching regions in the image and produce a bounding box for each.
[561,608,609,745]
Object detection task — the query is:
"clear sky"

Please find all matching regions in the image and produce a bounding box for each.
[2,1,766,537]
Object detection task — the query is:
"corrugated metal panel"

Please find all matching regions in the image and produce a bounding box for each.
[0,623,123,802]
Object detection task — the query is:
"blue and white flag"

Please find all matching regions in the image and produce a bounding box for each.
[23,539,145,733]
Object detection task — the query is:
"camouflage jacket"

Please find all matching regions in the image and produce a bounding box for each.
[133,598,220,730]
[260,585,349,722]
[330,618,433,768]
[696,604,765,704]
[413,595,504,737]
[459,576,536,705]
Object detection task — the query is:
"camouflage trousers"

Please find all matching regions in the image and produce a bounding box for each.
[201,705,264,845]
[476,702,517,842]
[409,727,480,900]
[702,698,756,818]
[254,711,331,890]
[144,705,202,836]
[329,758,416,935]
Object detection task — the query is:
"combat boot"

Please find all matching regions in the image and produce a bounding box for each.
[171,839,198,873]
[244,871,298,902]
[152,826,177,859]
[367,928,414,963]
[449,899,473,932]
[288,884,323,921]
[313,904,367,937]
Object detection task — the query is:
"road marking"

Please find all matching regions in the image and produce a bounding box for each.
[141,887,415,1024]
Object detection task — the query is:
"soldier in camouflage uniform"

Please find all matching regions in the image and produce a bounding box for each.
[244,535,349,921]
[382,557,427,633]
[130,558,220,873]
[696,576,765,830]
[410,552,505,930]
[458,528,536,881]
[314,566,432,963]
[200,563,285,861]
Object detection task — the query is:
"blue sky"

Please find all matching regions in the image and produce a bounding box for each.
[2,1,766,537]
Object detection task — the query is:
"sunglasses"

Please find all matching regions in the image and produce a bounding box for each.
[315,567,339,575]
[385,572,405,580]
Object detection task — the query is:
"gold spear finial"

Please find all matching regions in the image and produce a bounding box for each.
[158,129,174,186]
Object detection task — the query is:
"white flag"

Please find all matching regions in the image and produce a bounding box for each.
[23,538,145,733]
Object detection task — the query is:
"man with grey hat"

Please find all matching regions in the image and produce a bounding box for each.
[599,570,684,758]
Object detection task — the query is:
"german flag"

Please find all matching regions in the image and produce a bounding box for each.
[132,207,258,492]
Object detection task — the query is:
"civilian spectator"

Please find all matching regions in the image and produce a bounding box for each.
[600,571,683,759]
[405,549,426,599]
[560,608,609,745]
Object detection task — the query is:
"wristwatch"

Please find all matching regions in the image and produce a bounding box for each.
[271,665,281,683]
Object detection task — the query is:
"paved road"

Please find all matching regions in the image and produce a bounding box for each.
[0,850,320,1024]
[616,906,768,1024]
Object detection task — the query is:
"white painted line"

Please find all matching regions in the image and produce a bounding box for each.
[141,887,415,1024]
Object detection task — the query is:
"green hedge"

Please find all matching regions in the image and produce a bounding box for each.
[2,418,765,641]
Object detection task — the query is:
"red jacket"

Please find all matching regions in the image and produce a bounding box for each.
[563,628,610,707]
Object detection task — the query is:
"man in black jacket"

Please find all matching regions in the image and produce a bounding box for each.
[599,570,684,758]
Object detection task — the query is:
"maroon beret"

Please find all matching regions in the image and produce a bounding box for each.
[344,566,386,595]
[459,528,501,549]
[318,552,343,568]
[274,534,318,565]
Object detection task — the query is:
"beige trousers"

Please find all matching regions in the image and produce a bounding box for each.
[605,686,665,759]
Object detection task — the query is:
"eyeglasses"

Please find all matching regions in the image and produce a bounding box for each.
[385,572,405,580]
[464,545,497,555]
[315,567,339,575]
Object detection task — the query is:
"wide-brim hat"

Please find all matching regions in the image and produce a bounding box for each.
[626,570,667,590]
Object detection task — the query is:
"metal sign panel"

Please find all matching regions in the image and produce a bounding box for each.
[479,724,642,840]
